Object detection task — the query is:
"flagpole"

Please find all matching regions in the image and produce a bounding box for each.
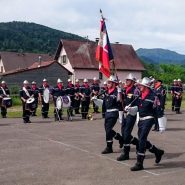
[99,9,118,79]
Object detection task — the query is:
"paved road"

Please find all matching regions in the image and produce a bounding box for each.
[0,111,185,185]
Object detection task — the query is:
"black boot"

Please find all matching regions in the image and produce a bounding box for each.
[102,142,113,154]
[149,145,164,164]
[130,155,145,171]
[131,137,139,152]
[114,133,124,148]
[117,146,130,161]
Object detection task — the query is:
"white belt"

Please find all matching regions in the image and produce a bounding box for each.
[106,109,118,112]
[139,116,154,121]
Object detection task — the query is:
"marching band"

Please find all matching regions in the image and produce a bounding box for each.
[0,75,184,171]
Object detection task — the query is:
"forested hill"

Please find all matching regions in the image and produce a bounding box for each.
[136,48,185,65]
[0,21,85,54]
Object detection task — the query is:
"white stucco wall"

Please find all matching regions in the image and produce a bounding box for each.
[0,58,5,73]
[58,47,74,74]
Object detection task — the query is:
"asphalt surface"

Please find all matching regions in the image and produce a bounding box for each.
[0,110,185,185]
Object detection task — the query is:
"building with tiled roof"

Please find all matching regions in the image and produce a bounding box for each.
[0,51,53,73]
[54,39,145,84]
[0,61,72,86]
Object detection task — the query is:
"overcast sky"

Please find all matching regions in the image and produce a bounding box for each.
[1,0,185,54]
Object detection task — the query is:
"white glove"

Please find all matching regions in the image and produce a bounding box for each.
[117,87,122,93]
[91,96,97,101]
[124,105,130,112]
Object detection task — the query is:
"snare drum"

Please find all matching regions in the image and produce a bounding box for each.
[26,97,36,111]
[61,96,71,108]
[43,88,50,103]
[56,96,62,110]
[2,97,12,108]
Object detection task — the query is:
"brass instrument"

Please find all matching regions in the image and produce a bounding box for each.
[87,113,94,120]
[74,93,80,100]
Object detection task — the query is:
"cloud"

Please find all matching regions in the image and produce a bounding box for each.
[0,0,185,54]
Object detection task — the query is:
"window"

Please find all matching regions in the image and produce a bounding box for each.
[62,55,67,65]
[99,72,103,80]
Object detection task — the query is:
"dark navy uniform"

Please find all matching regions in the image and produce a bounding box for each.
[91,82,100,113]
[39,84,50,118]
[31,84,39,116]
[117,85,139,161]
[131,80,164,171]
[170,81,178,111]
[74,83,81,114]
[20,86,33,123]
[0,85,10,118]
[153,83,166,130]
[51,85,66,121]
[174,84,183,114]
[80,84,91,119]
[66,83,75,117]
[101,87,123,154]
[100,85,108,118]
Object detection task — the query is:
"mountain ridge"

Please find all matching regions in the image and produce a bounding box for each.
[136,48,185,64]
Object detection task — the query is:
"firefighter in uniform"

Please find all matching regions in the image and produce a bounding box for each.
[101,81,108,118]
[171,79,178,111]
[91,77,100,113]
[0,81,10,118]
[174,79,183,114]
[101,75,123,154]
[39,79,50,118]
[66,79,75,117]
[79,79,91,119]
[31,81,39,116]
[51,78,65,121]
[117,73,139,161]
[20,80,33,123]
[74,79,81,114]
[130,77,164,171]
[152,79,166,131]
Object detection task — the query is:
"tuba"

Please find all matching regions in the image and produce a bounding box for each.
[87,113,94,120]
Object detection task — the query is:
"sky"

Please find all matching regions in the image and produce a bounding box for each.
[1,0,185,54]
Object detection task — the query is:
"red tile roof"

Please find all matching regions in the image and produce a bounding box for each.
[0,51,53,72]
[54,40,145,71]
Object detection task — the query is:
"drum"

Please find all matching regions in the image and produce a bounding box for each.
[43,88,50,103]
[56,96,62,110]
[61,96,71,108]
[26,97,36,111]
[2,97,12,108]
[158,116,167,133]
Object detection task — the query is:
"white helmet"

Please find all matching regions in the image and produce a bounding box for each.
[93,77,97,81]
[103,81,107,85]
[83,78,88,83]
[43,78,47,82]
[23,80,29,84]
[75,79,79,83]
[126,73,135,81]
[108,75,118,83]
[57,78,63,83]
[1,81,6,84]
[177,79,181,82]
[68,79,72,82]
[32,81,36,85]
[138,77,151,88]
[173,79,177,82]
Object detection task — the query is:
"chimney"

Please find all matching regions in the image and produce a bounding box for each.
[95,38,99,44]
[38,55,42,67]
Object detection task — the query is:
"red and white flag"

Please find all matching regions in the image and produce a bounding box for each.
[96,17,114,78]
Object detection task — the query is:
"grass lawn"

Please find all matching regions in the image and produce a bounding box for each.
[5,100,185,118]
